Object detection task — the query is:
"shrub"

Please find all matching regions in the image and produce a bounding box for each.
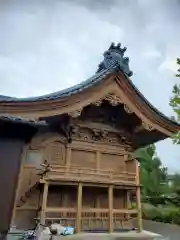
[142,204,162,221]
[142,204,180,225]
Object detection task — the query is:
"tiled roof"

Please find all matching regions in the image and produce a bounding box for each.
[0,115,47,126]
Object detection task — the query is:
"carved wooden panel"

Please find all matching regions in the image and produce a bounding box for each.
[45,141,65,165]
[100,153,125,171]
[71,149,96,168]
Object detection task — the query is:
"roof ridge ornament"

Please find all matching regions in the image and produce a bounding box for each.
[97,42,133,77]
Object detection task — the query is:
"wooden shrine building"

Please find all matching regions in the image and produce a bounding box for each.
[0,43,179,234]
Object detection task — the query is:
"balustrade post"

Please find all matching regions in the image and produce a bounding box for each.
[76,182,82,233]
[136,160,142,232]
[40,182,49,225]
[108,185,113,233]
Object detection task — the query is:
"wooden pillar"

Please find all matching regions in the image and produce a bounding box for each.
[76,183,82,233]
[136,160,142,232]
[108,185,113,233]
[40,182,49,225]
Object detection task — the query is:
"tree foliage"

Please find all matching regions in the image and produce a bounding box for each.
[135,144,168,201]
[170,58,180,143]
[135,59,180,223]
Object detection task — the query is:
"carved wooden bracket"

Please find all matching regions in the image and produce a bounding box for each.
[93,93,123,106]
[68,109,82,118]
[142,122,154,131]
[124,104,133,114]
[134,121,154,133]
[93,93,133,114]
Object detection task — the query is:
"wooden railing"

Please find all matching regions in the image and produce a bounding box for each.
[35,207,137,230]
[44,165,136,185]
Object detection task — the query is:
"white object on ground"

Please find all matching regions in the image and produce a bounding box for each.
[50,223,65,235]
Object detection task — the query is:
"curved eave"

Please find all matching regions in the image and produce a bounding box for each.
[119,73,180,134]
[129,78,179,127]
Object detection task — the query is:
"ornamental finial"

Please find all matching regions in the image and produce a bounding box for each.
[97,42,133,77]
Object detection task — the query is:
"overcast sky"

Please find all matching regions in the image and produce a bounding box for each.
[1,0,180,172]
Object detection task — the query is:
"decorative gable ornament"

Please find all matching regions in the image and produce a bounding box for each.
[97,43,133,77]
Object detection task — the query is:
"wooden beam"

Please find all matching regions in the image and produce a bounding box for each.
[40,182,49,225]
[136,160,142,232]
[76,183,82,233]
[108,185,113,233]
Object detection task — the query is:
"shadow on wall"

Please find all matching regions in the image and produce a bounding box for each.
[0,139,24,236]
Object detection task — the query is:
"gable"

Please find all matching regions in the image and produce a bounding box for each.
[0,42,179,148]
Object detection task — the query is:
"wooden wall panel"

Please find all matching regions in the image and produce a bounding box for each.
[47,188,63,207]
[98,188,108,208]
[82,187,96,208]
[100,153,125,171]
[22,189,41,209]
[113,189,125,209]
[126,159,136,173]
[71,149,96,168]
[47,186,77,208]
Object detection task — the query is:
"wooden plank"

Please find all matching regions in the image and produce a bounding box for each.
[44,207,135,214]
[76,183,82,233]
[45,176,136,186]
[66,146,71,172]
[96,151,100,171]
[108,185,113,233]
[40,182,49,225]
[16,206,39,210]
[49,165,136,175]
[113,209,137,214]
[40,179,136,189]
[46,207,76,212]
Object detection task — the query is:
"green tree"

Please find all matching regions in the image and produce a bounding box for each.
[170,58,180,143]
[135,144,169,201]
